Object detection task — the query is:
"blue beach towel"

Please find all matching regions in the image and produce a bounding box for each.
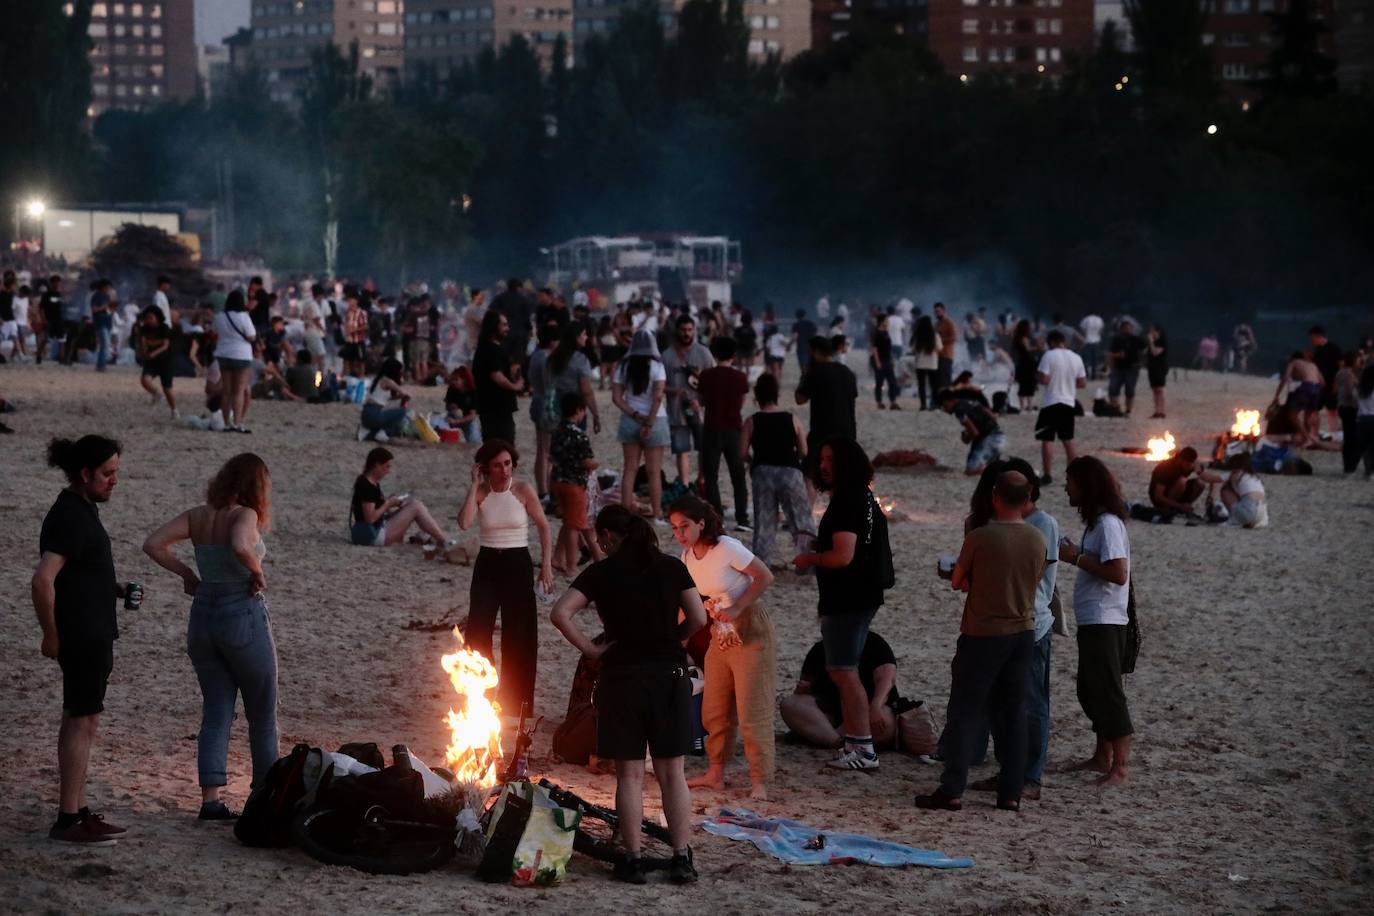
[701,808,974,869]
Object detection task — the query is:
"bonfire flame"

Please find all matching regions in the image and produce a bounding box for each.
[440,629,503,788]
[1231,409,1261,438]
[1145,431,1176,462]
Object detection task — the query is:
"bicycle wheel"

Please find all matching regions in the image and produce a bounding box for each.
[292,806,456,876]
[537,780,674,867]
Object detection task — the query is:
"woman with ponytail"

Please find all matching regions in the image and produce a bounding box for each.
[550,504,708,885]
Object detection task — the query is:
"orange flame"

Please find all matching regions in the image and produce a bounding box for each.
[1145,431,1176,462]
[440,629,503,787]
[1231,409,1261,437]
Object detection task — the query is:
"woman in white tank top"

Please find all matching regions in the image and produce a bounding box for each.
[458,440,554,718]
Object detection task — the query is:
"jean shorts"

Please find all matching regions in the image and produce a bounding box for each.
[966,431,1006,472]
[820,607,878,670]
[617,413,671,448]
[351,521,384,546]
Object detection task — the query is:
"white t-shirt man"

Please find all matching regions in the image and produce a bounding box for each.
[1037,346,1087,408]
[885,313,907,350]
[153,289,172,324]
[1071,514,1130,626]
[1080,314,1104,345]
[12,295,29,328]
[680,535,755,609]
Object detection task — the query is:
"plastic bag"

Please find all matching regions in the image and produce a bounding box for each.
[712,620,743,650]
[480,781,579,886]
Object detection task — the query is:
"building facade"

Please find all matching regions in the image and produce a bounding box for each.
[1202,0,1338,102]
[743,0,812,58]
[248,0,405,105]
[405,0,574,78]
[1333,0,1372,91]
[927,0,1094,77]
[76,0,197,117]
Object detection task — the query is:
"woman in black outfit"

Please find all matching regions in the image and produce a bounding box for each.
[551,505,708,885]
[1146,324,1169,419]
[472,310,521,446]
[1012,320,1040,412]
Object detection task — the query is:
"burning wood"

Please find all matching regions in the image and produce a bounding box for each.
[440,629,504,789]
[1231,409,1261,438]
[1145,432,1176,462]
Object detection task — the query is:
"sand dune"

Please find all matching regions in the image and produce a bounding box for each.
[0,361,1369,913]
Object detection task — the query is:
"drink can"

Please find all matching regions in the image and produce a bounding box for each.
[124,582,144,611]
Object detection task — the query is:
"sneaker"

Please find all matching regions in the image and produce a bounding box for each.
[356,426,371,442]
[669,848,698,884]
[49,818,118,846]
[373,430,389,443]
[1039,474,1052,485]
[79,810,128,837]
[197,800,238,821]
[889,402,902,411]
[734,522,753,533]
[0,421,12,434]
[826,748,879,771]
[612,855,648,885]
[653,518,670,528]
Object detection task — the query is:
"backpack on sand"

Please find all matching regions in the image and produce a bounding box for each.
[235,744,319,848]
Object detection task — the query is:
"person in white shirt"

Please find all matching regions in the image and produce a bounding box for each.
[884,308,907,362]
[1034,330,1087,484]
[212,290,258,433]
[300,284,329,372]
[1079,313,1105,379]
[669,495,776,800]
[1058,456,1132,787]
[152,276,173,325]
[1220,453,1268,528]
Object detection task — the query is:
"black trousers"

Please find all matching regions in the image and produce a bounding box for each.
[939,630,1034,804]
[466,546,538,716]
[916,369,938,408]
[479,410,516,447]
[1339,406,1360,473]
[702,427,749,526]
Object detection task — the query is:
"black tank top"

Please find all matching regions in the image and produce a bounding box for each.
[750,411,800,469]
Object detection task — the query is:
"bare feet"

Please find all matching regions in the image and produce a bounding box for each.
[687,769,725,791]
[1095,766,1129,787]
[748,783,769,801]
[1068,756,1113,774]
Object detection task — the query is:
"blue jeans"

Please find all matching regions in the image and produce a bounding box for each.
[95,326,111,370]
[964,630,1051,781]
[362,402,407,436]
[187,582,280,788]
[1081,343,1100,379]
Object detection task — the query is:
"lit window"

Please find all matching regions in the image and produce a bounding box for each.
[113,3,125,14]
[149,3,160,15]
[1202,32,1214,44]
[963,0,977,6]
[988,47,1001,61]
[362,45,376,56]
[962,45,978,61]
[151,23,160,35]
[93,2,107,14]
[1222,32,1250,46]
[749,14,763,27]
[94,83,110,96]
[150,84,161,96]
[766,15,779,28]
[131,23,144,35]
[90,22,108,36]
[1050,18,1061,33]
[748,38,763,54]
[962,18,978,33]
[1035,18,1046,33]
[131,3,143,14]
[765,38,780,51]
[114,23,126,35]
[378,20,396,33]
[378,0,398,11]
[1049,46,1060,61]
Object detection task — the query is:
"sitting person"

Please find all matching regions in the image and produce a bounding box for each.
[937,388,1005,475]
[285,348,325,402]
[349,447,449,546]
[1148,446,1223,517]
[251,358,303,402]
[444,365,480,442]
[182,359,228,431]
[1220,453,1268,528]
[780,632,899,750]
[357,357,411,443]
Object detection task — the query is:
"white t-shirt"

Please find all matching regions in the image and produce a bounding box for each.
[1080,314,1104,344]
[12,295,29,326]
[681,535,755,609]
[153,289,171,324]
[1234,473,1264,499]
[214,311,257,361]
[1072,514,1130,626]
[1359,388,1374,418]
[1037,347,1086,408]
[766,332,788,360]
[885,314,907,348]
[300,297,324,331]
[616,360,667,417]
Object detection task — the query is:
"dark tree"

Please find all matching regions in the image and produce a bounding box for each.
[1257,0,1338,103]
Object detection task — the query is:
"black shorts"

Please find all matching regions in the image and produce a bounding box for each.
[1034,403,1076,442]
[1075,625,1133,740]
[341,342,366,362]
[58,639,114,717]
[142,358,174,390]
[1320,386,1338,411]
[1147,367,1168,389]
[594,665,692,760]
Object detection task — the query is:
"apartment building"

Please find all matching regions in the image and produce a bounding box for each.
[405,0,574,77]
[927,0,1094,77]
[249,0,405,105]
[74,0,197,117]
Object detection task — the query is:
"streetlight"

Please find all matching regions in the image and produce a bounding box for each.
[1206,124,1218,135]
[26,199,46,219]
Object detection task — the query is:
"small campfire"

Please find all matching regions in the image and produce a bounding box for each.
[440,629,504,788]
[1213,408,1264,463]
[1231,409,1261,438]
[1145,431,1176,462]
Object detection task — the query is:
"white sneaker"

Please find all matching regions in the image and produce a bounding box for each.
[356,426,370,442]
[826,748,879,771]
[374,430,389,443]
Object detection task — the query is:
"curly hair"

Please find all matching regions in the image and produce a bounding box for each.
[667,494,724,546]
[475,438,519,468]
[206,452,272,530]
[1065,455,1126,527]
[814,437,873,502]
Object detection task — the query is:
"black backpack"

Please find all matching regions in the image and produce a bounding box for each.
[864,491,897,591]
[234,744,314,848]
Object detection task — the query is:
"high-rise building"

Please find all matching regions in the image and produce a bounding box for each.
[1333,0,1372,91]
[743,0,812,59]
[1202,0,1338,103]
[404,0,574,79]
[572,0,678,43]
[75,0,198,117]
[927,0,1094,78]
[248,0,405,106]
[812,0,929,52]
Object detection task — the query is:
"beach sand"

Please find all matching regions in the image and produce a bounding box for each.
[0,361,1369,914]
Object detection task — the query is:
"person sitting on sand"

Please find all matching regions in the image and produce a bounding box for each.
[937,387,1005,476]
[142,453,280,820]
[1148,446,1223,518]
[357,357,410,443]
[1220,453,1268,529]
[669,495,776,800]
[444,365,480,442]
[780,632,899,750]
[1058,456,1133,787]
[349,447,449,547]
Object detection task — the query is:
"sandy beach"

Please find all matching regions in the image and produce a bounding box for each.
[1,361,1370,914]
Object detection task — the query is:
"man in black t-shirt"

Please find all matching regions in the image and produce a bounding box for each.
[795,335,858,481]
[33,435,131,846]
[792,310,817,372]
[939,388,1006,475]
[781,633,900,749]
[1309,325,1342,436]
[1107,320,1146,416]
[473,310,521,445]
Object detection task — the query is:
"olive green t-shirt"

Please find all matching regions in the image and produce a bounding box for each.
[956,520,1046,637]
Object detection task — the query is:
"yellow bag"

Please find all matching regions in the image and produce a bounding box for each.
[479,781,579,887]
[414,413,441,444]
